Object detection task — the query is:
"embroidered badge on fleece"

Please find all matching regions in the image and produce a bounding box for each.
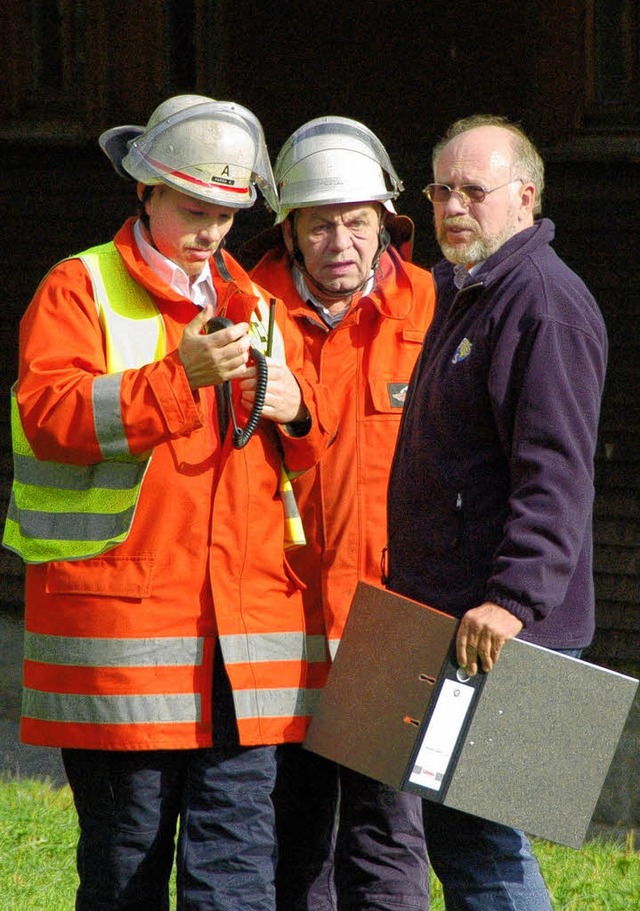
[387,383,409,408]
[452,337,472,364]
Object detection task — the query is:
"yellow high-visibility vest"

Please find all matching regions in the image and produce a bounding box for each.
[3,243,163,563]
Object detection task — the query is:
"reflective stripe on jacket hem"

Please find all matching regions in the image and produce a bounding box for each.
[219,631,327,665]
[22,686,320,726]
[233,686,321,720]
[24,632,205,667]
[23,689,202,725]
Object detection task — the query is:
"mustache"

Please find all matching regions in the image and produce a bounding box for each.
[440,216,477,230]
[190,244,218,254]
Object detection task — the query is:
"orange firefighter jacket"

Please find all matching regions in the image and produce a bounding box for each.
[250,240,435,656]
[16,218,337,751]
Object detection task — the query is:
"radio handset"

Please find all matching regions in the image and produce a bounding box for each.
[205,315,268,449]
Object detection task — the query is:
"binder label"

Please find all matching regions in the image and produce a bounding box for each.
[408,678,475,791]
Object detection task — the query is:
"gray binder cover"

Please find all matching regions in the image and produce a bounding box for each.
[304,582,638,848]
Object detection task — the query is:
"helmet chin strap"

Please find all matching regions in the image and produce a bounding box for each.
[290,223,390,301]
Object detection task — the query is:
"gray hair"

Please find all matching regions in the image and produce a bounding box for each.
[432,114,545,215]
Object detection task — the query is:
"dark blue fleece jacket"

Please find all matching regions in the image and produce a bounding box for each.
[387,218,607,648]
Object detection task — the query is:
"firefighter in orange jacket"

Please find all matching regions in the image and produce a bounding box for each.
[3,96,336,911]
[246,117,435,911]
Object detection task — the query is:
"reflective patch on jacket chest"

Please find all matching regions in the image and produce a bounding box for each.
[387,383,409,408]
[452,337,473,364]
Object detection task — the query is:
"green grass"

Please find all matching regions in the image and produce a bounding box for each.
[1,776,639,910]
[1,778,78,910]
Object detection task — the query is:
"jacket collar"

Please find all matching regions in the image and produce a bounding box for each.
[253,244,418,323]
[113,217,263,321]
[433,218,555,294]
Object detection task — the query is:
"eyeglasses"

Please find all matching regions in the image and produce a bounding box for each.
[423,179,522,205]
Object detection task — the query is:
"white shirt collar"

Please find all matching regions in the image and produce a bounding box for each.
[133,219,217,310]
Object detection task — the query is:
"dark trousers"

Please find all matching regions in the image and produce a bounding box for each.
[274,743,430,911]
[62,644,278,910]
[423,802,551,911]
[421,648,583,911]
[63,744,278,911]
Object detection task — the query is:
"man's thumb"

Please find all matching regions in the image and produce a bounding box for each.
[190,304,214,335]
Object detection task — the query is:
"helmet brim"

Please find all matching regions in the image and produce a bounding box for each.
[275,195,396,225]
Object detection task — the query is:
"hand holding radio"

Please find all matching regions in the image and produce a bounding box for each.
[204,313,268,449]
[179,305,305,447]
[178,305,252,390]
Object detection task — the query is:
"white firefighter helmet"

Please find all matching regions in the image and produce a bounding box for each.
[99,95,279,212]
[273,116,403,224]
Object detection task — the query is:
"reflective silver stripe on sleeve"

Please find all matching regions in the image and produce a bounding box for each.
[233,686,322,720]
[92,373,131,458]
[218,632,327,665]
[23,689,201,725]
[12,453,147,490]
[24,633,205,667]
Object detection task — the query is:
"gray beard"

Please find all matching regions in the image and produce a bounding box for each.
[437,220,519,267]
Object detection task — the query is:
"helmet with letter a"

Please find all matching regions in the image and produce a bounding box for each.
[99,94,278,212]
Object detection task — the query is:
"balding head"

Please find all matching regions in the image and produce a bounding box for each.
[432,115,544,215]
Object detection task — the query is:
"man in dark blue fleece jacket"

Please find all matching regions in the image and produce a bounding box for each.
[386,115,607,911]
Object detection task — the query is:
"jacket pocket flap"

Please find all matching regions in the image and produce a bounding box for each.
[46,554,156,598]
[402,327,426,343]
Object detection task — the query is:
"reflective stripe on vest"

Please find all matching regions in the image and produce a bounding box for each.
[22,632,205,725]
[328,638,341,661]
[233,686,321,721]
[82,245,166,372]
[2,243,164,564]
